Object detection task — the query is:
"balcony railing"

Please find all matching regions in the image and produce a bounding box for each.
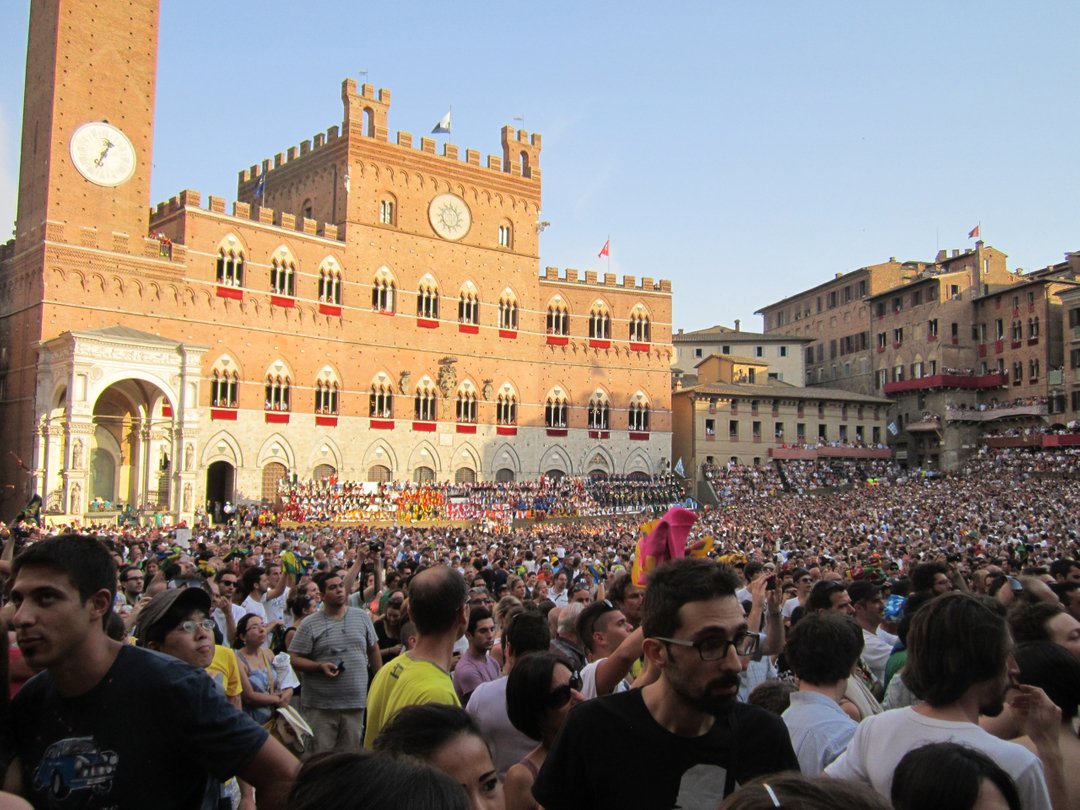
[882,372,1007,395]
[770,445,892,460]
[946,402,1048,422]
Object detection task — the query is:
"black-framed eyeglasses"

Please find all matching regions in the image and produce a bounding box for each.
[546,671,583,709]
[653,630,760,660]
[219,580,237,587]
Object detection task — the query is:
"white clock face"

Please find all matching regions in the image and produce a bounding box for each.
[428,193,472,241]
[69,122,137,187]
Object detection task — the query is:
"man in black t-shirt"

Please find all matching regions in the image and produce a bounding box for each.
[5,534,298,809]
[533,558,798,810]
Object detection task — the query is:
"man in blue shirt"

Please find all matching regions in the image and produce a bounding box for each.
[781,611,861,774]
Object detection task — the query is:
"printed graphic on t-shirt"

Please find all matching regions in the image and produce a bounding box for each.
[32,736,118,805]
[675,763,729,809]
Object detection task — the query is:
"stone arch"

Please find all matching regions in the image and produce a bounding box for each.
[216,232,249,255]
[256,433,296,471]
[581,445,615,476]
[50,384,69,417]
[317,255,344,302]
[416,271,442,295]
[546,293,572,316]
[538,444,572,477]
[361,439,398,476]
[315,362,343,392]
[490,442,522,476]
[623,448,653,476]
[209,352,244,380]
[307,438,342,476]
[201,431,242,467]
[269,243,300,280]
[90,370,177,416]
[452,443,481,478]
[407,440,442,477]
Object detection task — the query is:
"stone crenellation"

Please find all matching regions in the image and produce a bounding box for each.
[236,79,542,187]
[151,190,345,243]
[540,265,672,293]
[13,220,189,264]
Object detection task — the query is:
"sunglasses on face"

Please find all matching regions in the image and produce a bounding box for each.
[546,671,583,709]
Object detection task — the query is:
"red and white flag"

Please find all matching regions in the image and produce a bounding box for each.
[598,239,610,258]
[968,225,980,239]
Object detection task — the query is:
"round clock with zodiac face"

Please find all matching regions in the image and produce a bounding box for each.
[428,193,472,241]
[69,122,137,187]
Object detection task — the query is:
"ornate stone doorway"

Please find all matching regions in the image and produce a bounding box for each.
[34,326,207,524]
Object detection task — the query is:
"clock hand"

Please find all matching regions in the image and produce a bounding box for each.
[94,139,116,167]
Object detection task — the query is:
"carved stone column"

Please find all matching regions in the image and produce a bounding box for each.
[172,344,207,525]
[32,419,50,509]
[63,420,94,519]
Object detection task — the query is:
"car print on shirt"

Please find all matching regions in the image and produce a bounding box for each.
[33,736,118,800]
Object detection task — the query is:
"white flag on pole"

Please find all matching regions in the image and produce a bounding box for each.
[432,110,452,134]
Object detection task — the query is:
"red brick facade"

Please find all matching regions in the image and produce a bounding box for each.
[0,0,672,522]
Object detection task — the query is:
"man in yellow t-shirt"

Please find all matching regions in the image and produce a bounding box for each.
[364,566,468,747]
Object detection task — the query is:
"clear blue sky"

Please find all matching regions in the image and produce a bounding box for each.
[2,1,1078,332]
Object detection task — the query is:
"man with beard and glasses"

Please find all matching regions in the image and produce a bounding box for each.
[533,558,797,809]
[827,592,1061,809]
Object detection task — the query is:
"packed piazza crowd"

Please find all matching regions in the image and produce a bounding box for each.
[0,445,1078,809]
[275,475,687,525]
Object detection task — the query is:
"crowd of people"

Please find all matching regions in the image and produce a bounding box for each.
[276,475,686,525]
[1,443,1078,809]
[704,457,900,498]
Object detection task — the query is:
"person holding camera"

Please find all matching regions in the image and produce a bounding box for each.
[288,570,382,756]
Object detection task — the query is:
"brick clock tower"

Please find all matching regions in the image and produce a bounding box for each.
[0,0,171,520]
[15,0,158,247]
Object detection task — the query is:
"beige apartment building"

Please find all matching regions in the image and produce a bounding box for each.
[671,354,891,498]
[673,322,810,387]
